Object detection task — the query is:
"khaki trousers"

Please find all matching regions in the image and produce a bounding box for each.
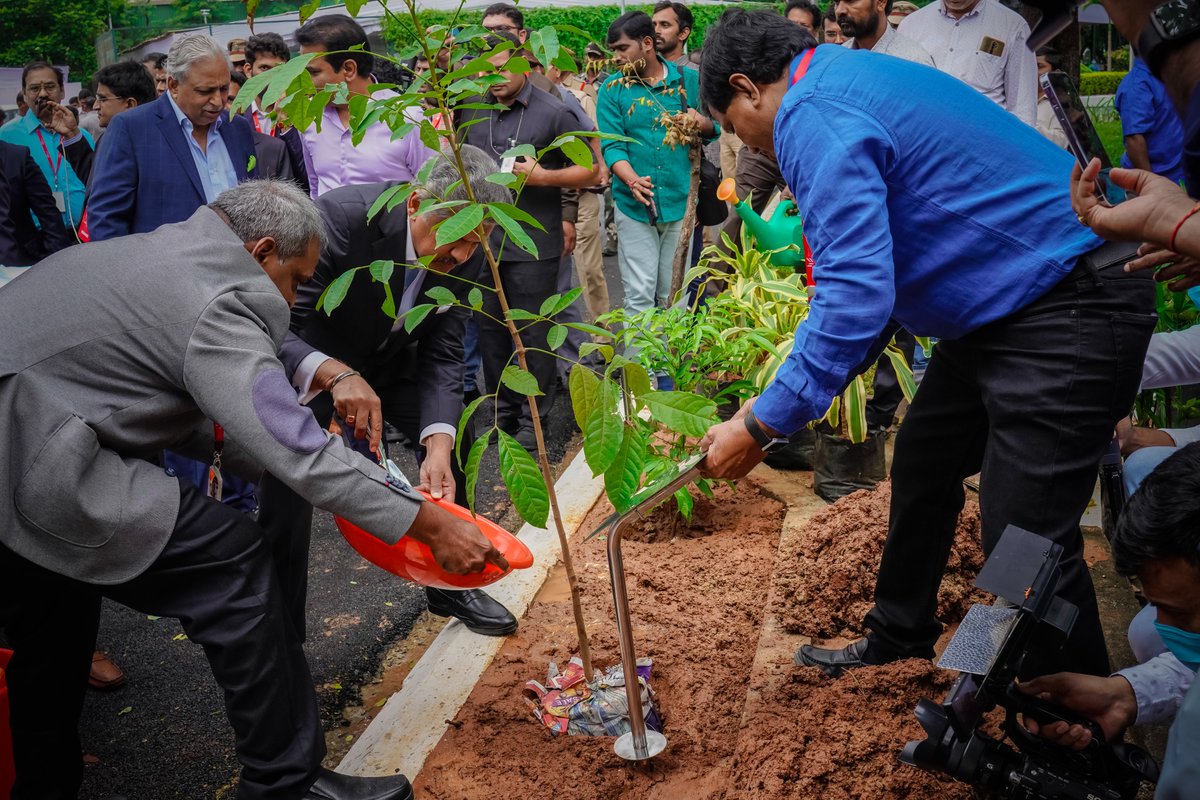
[574,190,609,321]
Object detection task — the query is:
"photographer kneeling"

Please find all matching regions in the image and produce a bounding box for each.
[1019,442,1200,799]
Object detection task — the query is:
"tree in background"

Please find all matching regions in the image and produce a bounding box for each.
[0,0,130,80]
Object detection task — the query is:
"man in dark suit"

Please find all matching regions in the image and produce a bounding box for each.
[261,146,522,636]
[228,69,297,186]
[87,33,258,240]
[0,140,70,272]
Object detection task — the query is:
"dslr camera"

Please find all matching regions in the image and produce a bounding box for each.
[901,525,1160,799]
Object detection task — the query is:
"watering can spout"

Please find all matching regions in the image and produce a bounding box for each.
[716,178,805,268]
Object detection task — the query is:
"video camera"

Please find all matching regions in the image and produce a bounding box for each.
[900,525,1160,799]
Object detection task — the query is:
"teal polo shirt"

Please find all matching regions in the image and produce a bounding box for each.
[597,57,717,225]
[0,111,93,229]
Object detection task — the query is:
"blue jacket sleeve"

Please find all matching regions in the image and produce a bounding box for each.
[753,98,898,435]
[86,114,137,241]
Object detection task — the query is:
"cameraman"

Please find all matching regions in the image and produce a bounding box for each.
[1019,443,1200,799]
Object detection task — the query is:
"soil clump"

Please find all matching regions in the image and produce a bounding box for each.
[773,480,988,641]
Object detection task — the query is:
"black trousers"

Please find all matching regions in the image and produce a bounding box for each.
[864,249,1156,678]
[865,328,917,431]
[0,479,324,800]
[477,258,560,434]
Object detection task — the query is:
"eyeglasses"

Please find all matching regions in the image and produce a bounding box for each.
[485,23,519,33]
[94,93,127,104]
[24,83,59,95]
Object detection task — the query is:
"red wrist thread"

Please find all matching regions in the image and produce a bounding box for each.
[1169,201,1200,253]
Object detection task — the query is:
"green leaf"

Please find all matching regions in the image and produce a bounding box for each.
[547,324,567,351]
[497,429,549,527]
[565,322,610,339]
[569,363,601,430]
[400,303,436,334]
[501,143,537,160]
[487,204,538,257]
[506,308,540,322]
[883,345,918,403]
[299,0,321,21]
[674,486,694,521]
[464,430,492,514]
[246,155,257,173]
[381,281,396,319]
[424,285,457,306]
[317,269,357,315]
[500,364,543,397]
[584,380,622,475]
[578,341,614,362]
[604,424,646,514]
[502,56,532,74]
[622,361,653,399]
[844,375,868,444]
[642,391,718,438]
[419,121,441,153]
[557,137,593,169]
[368,260,394,283]
[456,393,490,465]
[468,287,484,310]
[368,184,413,221]
[486,171,519,188]
[435,205,485,248]
[539,287,583,319]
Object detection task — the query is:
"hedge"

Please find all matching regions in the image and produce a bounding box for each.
[1079,71,1127,96]
[382,4,773,56]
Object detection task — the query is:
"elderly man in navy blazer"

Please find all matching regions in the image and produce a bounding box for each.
[88,33,258,240]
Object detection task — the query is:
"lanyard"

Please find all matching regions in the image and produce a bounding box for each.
[35,128,62,179]
[252,111,275,137]
[789,49,816,88]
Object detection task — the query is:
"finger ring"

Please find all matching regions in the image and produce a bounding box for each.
[1077,214,1089,226]
[346,415,356,423]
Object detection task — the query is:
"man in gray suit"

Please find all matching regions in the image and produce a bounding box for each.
[0,180,500,800]
[261,146,520,638]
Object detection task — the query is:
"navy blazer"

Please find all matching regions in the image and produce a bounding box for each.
[87,94,257,241]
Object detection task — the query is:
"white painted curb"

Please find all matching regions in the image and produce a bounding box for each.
[338,447,606,778]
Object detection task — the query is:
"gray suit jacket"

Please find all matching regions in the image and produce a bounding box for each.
[0,207,423,585]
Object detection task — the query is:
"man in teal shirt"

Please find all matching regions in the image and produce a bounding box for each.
[0,62,93,233]
[598,11,717,314]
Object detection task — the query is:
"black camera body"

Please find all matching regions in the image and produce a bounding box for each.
[900,526,1159,799]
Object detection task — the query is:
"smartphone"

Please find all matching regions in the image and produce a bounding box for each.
[646,196,658,227]
[1040,71,1112,200]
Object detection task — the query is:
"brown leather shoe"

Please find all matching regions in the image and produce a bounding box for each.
[88,650,125,691]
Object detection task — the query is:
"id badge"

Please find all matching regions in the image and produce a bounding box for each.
[51,191,65,212]
[500,156,517,173]
[979,36,1005,57]
[207,463,223,501]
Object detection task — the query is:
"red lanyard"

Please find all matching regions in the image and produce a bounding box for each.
[252,113,276,137]
[790,49,816,87]
[35,128,62,179]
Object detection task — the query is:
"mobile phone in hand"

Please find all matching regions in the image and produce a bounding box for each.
[646,196,658,226]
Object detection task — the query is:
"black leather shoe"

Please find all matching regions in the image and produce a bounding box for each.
[426,587,518,636]
[304,768,413,800]
[795,638,874,678]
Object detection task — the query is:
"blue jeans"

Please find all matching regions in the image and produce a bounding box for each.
[1122,445,1177,497]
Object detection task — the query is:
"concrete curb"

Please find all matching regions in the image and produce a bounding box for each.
[337,448,606,779]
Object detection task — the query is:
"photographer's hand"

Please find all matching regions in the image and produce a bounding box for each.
[1017,673,1137,750]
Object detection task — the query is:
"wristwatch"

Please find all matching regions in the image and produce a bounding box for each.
[1138,0,1200,76]
[744,411,790,454]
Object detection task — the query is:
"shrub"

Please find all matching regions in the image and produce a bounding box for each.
[1080,71,1128,96]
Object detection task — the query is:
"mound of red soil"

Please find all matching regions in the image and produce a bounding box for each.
[773,481,987,640]
[727,659,973,799]
[414,481,786,800]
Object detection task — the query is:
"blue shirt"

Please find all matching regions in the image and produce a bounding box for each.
[1116,60,1186,184]
[166,92,238,203]
[0,110,93,228]
[754,46,1102,435]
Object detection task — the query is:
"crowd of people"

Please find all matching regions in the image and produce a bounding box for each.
[0,0,1199,798]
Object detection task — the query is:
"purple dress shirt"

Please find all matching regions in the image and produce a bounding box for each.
[301,89,435,197]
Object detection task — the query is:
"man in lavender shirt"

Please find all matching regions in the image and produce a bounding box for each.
[296,15,433,196]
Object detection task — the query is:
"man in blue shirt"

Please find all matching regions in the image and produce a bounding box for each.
[1116,56,1186,184]
[696,9,1155,679]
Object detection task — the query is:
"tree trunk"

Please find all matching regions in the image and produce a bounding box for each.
[668,144,701,304]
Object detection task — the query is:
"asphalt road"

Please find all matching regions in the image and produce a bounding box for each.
[73,252,624,799]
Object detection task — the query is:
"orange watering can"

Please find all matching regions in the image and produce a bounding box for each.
[335,472,533,590]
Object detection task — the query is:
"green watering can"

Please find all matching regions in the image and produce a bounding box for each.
[718,177,807,269]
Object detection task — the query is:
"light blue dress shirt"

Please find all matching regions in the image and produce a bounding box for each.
[166,93,238,203]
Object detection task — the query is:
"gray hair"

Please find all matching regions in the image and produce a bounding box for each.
[211,180,325,258]
[166,34,232,83]
[414,144,513,218]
